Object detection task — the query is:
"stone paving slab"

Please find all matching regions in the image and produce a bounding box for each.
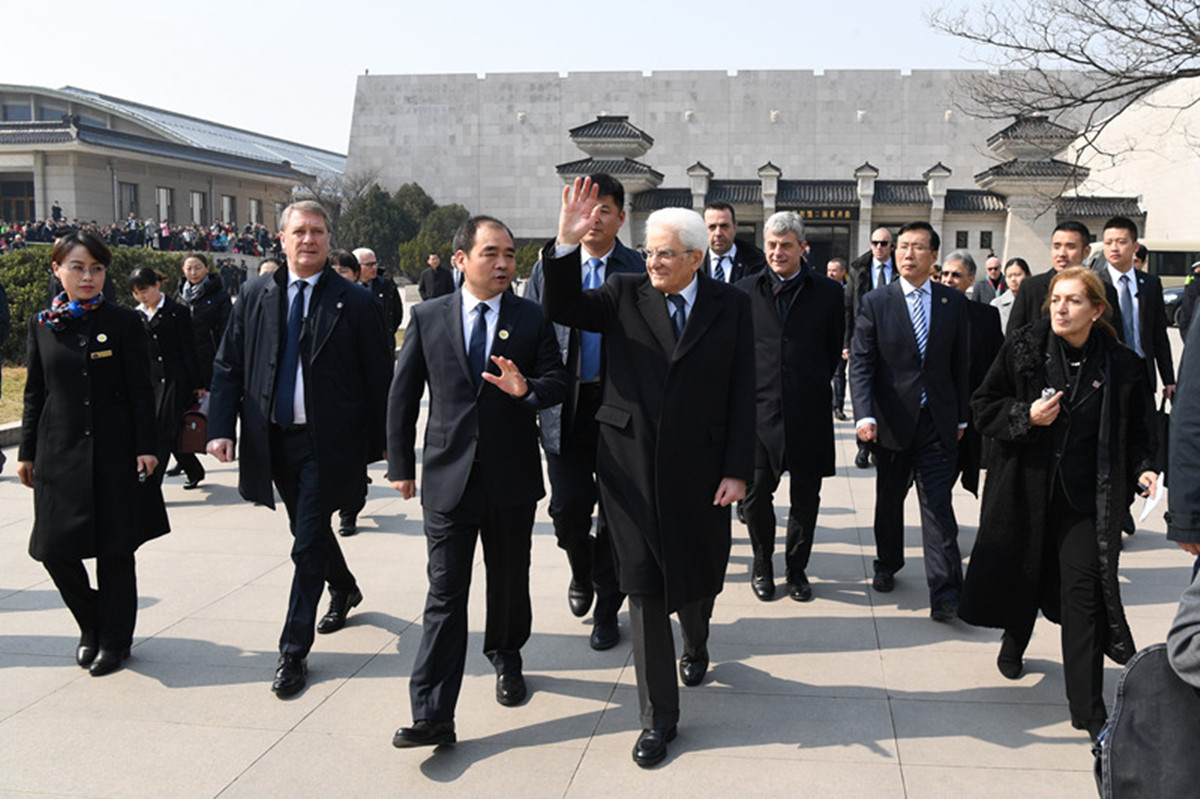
[0,332,1192,797]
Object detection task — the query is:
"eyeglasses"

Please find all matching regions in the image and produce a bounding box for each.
[871,240,892,247]
[644,248,696,261]
[942,271,967,279]
[66,264,106,276]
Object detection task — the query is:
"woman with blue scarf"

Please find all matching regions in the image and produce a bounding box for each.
[17,231,168,677]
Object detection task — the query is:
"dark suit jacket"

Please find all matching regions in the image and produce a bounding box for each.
[849,279,971,452]
[523,238,644,453]
[735,266,844,480]
[141,296,204,444]
[386,290,568,514]
[957,301,1003,495]
[542,243,755,611]
[417,267,455,301]
[208,267,393,510]
[1008,268,1125,344]
[844,252,897,350]
[1098,266,1174,391]
[703,238,766,284]
[971,276,1003,305]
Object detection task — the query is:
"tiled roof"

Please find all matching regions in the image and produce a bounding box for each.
[707,180,762,205]
[987,116,1076,147]
[57,86,345,175]
[567,115,654,146]
[632,188,693,211]
[1057,196,1143,218]
[0,121,74,145]
[778,180,857,206]
[945,189,1006,213]
[555,157,663,179]
[875,181,929,205]
[974,158,1083,181]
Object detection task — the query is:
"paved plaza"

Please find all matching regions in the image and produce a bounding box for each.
[0,331,1192,798]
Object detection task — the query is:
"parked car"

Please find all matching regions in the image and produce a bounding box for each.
[1165,285,1185,326]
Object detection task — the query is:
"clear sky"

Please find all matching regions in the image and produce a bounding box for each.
[8,0,984,154]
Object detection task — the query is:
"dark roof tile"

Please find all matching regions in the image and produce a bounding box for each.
[777,180,857,206]
[632,188,693,211]
[567,115,654,145]
[945,189,1006,213]
[875,181,929,205]
[555,157,663,179]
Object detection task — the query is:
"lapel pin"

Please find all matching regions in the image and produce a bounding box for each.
[498,329,510,340]
[337,301,344,309]
[940,297,947,304]
[1093,379,1102,388]
[96,333,108,343]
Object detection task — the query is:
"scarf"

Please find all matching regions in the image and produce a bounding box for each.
[37,292,104,331]
[182,276,207,303]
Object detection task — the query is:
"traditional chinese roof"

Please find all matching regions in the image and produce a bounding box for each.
[1056,196,1143,218]
[987,116,1077,148]
[945,189,1006,213]
[631,188,693,211]
[706,180,762,205]
[973,158,1083,182]
[874,181,930,205]
[555,157,663,179]
[777,180,858,206]
[567,115,654,146]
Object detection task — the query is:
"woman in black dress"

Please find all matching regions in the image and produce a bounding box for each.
[130,267,204,490]
[959,266,1156,740]
[17,231,169,676]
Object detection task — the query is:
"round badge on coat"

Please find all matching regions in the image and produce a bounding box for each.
[96,333,108,342]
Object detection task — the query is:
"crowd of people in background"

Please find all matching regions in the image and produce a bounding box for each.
[0,213,281,258]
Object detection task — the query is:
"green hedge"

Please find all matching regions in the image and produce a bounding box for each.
[0,245,192,366]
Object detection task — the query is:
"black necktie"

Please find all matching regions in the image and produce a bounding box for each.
[274,281,307,427]
[468,302,489,388]
[877,264,886,288]
[668,294,686,340]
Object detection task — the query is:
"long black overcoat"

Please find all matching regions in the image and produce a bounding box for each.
[735,266,844,479]
[958,320,1154,664]
[142,296,204,444]
[176,273,231,386]
[542,243,755,612]
[19,302,169,560]
[207,268,393,511]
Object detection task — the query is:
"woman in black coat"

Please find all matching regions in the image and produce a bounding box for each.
[168,252,231,487]
[17,231,169,677]
[959,266,1156,741]
[130,267,205,490]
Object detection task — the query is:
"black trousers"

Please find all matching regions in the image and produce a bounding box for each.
[832,357,848,412]
[546,383,623,622]
[43,554,137,651]
[338,470,369,524]
[409,463,535,722]
[270,426,357,658]
[1006,485,1108,727]
[170,447,205,483]
[628,593,713,729]
[743,452,822,583]
[872,408,963,605]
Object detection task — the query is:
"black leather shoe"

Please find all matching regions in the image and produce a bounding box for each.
[75,633,98,668]
[568,578,593,618]
[88,648,130,677]
[930,601,958,623]
[833,409,847,421]
[165,465,185,477]
[337,517,358,537]
[393,719,456,748]
[751,565,775,601]
[679,648,708,687]
[632,725,677,768]
[317,588,363,634]
[871,571,894,592]
[590,617,619,650]
[997,631,1026,679]
[272,653,307,697]
[855,447,871,469]
[788,572,813,602]
[182,475,204,490]
[496,671,527,706]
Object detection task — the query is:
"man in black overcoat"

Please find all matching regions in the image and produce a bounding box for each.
[387,216,568,748]
[542,178,755,768]
[207,200,393,699]
[845,227,898,468]
[735,212,844,602]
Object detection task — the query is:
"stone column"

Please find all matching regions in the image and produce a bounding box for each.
[854,162,880,255]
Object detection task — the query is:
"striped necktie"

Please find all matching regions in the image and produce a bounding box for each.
[910,285,928,405]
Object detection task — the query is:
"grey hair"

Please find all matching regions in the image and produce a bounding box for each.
[352,247,376,261]
[279,200,331,232]
[645,207,707,252]
[763,211,806,242]
[943,249,977,277]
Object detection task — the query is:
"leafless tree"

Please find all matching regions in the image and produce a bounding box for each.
[929,0,1200,157]
[295,167,382,225]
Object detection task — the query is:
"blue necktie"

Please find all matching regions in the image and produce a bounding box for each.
[713,255,726,282]
[580,259,602,381]
[910,285,928,405]
[274,281,307,427]
[468,302,489,389]
[668,294,687,340]
[1120,274,1142,356]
